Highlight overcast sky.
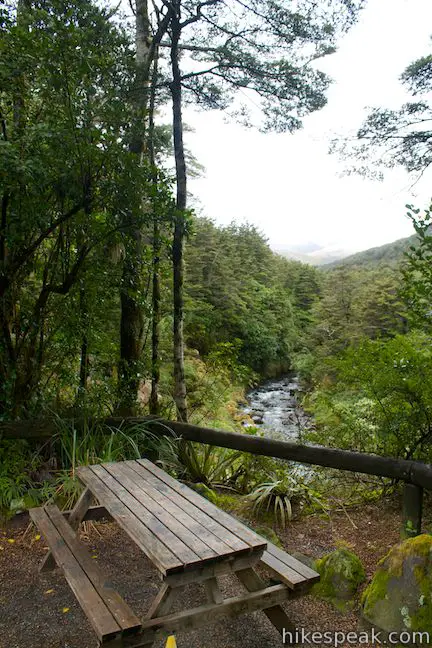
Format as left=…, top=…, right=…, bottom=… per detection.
left=184, top=0, right=432, bottom=254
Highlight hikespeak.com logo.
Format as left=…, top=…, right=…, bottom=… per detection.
left=282, top=628, right=431, bottom=646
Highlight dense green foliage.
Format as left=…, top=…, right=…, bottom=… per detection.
left=311, top=39, right=432, bottom=466
left=0, top=0, right=354, bottom=423
left=0, top=0, right=326, bottom=514
left=4, top=0, right=432, bottom=530
left=302, top=202, right=432, bottom=465
left=184, top=218, right=320, bottom=376
left=0, top=0, right=149, bottom=417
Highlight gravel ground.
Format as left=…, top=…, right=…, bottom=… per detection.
left=1, top=496, right=428, bottom=648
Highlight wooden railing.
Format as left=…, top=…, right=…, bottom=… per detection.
left=1, top=416, right=429, bottom=537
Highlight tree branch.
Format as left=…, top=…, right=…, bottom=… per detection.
left=179, top=0, right=223, bottom=28
left=2, top=202, right=85, bottom=295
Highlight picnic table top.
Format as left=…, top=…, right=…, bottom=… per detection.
left=77, top=459, right=267, bottom=577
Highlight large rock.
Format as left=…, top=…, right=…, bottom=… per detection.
left=362, top=534, right=432, bottom=633
left=313, top=548, right=366, bottom=611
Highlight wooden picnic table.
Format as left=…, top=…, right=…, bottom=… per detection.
left=30, top=458, right=319, bottom=647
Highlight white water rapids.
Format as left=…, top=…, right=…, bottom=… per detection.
left=241, top=375, right=313, bottom=441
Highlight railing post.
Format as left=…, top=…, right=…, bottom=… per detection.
left=401, top=483, right=423, bottom=539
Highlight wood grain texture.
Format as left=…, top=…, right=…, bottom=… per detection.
left=264, top=542, right=320, bottom=582
left=124, top=460, right=236, bottom=556
left=30, top=507, right=122, bottom=642
left=140, top=584, right=291, bottom=636
left=77, top=465, right=183, bottom=575
left=164, top=554, right=259, bottom=587
left=91, top=464, right=201, bottom=566
left=128, top=460, right=247, bottom=553
left=45, top=505, right=141, bottom=634
left=40, top=487, right=94, bottom=573
left=104, top=462, right=218, bottom=561
left=260, top=552, right=307, bottom=590
left=137, top=459, right=266, bottom=551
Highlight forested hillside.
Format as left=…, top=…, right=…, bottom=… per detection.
left=325, top=232, right=419, bottom=268
left=300, top=202, right=432, bottom=465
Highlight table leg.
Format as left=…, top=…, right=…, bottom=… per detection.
left=136, top=582, right=180, bottom=648
left=204, top=577, right=223, bottom=604
left=236, top=567, right=296, bottom=639
left=40, top=487, right=93, bottom=572
left=146, top=582, right=179, bottom=619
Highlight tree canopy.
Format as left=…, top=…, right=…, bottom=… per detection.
left=332, top=38, right=432, bottom=181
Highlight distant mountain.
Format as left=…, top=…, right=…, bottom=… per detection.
left=273, top=242, right=353, bottom=266
left=324, top=233, right=420, bottom=269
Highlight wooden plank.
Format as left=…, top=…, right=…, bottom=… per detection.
left=140, top=584, right=290, bottom=636
left=92, top=464, right=202, bottom=568
left=128, top=461, right=247, bottom=554
left=104, top=462, right=218, bottom=561
left=137, top=459, right=266, bottom=551
left=259, top=551, right=306, bottom=590
left=236, top=567, right=295, bottom=636
left=30, top=507, right=121, bottom=642
left=145, top=583, right=178, bottom=619
left=265, top=543, right=320, bottom=582
left=68, top=487, right=94, bottom=529
left=164, top=554, right=259, bottom=587
left=40, top=487, right=94, bottom=573
left=6, top=417, right=432, bottom=494
left=402, top=483, right=423, bottom=538
left=46, top=505, right=141, bottom=635
left=77, top=466, right=182, bottom=576
left=65, top=505, right=112, bottom=523
left=123, top=461, right=236, bottom=557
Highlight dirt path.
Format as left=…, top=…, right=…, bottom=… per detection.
left=0, top=496, right=427, bottom=648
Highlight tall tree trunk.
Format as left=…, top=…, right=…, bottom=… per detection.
left=0, top=118, right=12, bottom=417
left=77, top=282, right=89, bottom=403
left=170, top=4, right=188, bottom=422
left=118, top=230, right=145, bottom=414
left=117, top=0, right=151, bottom=415
left=1, top=0, right=30, bottom=417
left=149, top=53, right=161, bottom=416
left=149, top=215, right=161, bottom=415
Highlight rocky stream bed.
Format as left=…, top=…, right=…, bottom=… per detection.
left=241, top=374, right=313, bottom=441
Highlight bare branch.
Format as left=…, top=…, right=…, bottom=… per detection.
left=180, top=0, right=223, bottom=28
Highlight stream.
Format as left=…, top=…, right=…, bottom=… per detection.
left=241, top=374, right=313, bottom=442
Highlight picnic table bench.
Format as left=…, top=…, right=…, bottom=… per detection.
left=30, top=458, right=319, bottom=646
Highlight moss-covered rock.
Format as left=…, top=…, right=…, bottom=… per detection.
left=313, top=548, right=366, bottom=612
left=190, top=482, right=219, bottom=505
left=254, top=526, right=282, bottom=548
left=361, top=534, right=432, bottom=634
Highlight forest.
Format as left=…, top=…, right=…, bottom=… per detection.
left=1, top=0, right=432, bottom=517
left=3, top=0, right=432, bottom=643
